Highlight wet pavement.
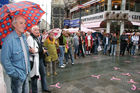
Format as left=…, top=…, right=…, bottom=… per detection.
left=2, top=52, right=140, bottom=93
left=47, top=54, right=140, bottom=93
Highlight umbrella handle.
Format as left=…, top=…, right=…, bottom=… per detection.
left=8, top=14, right=12, bottom=19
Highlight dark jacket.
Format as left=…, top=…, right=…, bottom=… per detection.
left=111, top=36, right=117, bottom=44
left=59, top=34, right=66, bottom=45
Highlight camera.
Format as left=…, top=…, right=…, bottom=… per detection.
left=43, top=47, right=49, bottom=56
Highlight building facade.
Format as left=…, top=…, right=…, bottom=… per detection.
left=51, top=0, right=65, bottom=29
left=68, top=0, right=140, bottom=35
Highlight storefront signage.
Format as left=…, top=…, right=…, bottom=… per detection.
left=64, top=19, right=70, bottom=26
left=129, top=12, right=140, bottom=22
left=70, top=19, right=80, bottom=27
left=81, top=12, right=104, bottom=23
left=132, top=15, right=140, bottom=21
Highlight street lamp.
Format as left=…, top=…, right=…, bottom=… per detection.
left=78, top=0, right=82, bottom=31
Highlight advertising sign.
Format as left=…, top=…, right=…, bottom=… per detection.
left=70, top=19, right=80, bottom=27
left=64, top=19, right=70, bottom=26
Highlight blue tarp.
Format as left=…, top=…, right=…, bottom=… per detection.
left=0, top=0, right=9, bottom=7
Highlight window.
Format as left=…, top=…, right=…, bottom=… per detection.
left=112, top=0, right=121, bottom=10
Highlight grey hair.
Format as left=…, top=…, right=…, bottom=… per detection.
left=11, top=15, right=24, bottom=27
left=31, top=25, right=39, bottom=31
left=11, top=17, right=17, bottom=26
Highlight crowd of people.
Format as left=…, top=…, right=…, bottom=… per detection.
left=1, top=15, right=140, bottom=93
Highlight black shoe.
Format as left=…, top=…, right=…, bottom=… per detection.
left=43, top=90, right=51, bottom=93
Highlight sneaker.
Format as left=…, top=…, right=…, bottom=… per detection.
left=47, top=72, right=50, bottom=76
left=71, top=63, right=74, bottom=65
left=53, top=72, right=57, bottom=76
left=63, top=64, right=66, bottom=67
left=43, top=90, right=51, bottom=93
left=60, top=65, right=65, bottom=68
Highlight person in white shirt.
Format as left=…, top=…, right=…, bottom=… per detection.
left=131, top=33, right=139, bottom=55
left=27, top=25, right=40, bottom=93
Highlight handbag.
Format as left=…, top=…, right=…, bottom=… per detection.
left=97, top=45, right=102, bottom=51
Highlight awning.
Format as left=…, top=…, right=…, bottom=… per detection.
left=82, top=21, right=102, bottom=28
left=132, top=22, right=140, bottom=26
left=63, top=27, right=96, bottom=33
left=70, top=0, right=101, bottom=13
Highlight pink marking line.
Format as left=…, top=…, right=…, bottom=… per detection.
left=137, top=72, right=140, bottom=74
left=91, top=75, right=101, bottom=79
left=110, top=76, right=121, bottom=81
left=133, top=56, right=138, bottom=58
left=114, top=67, right=120, bottom=70
left=50, top=82, right=61, bottom=89
left=131, top=84, right=137, bottom=91
left=121, top=73, right=131, bottom=76
left=124, top=61, right=131, bottom=63
left=128, top=79, right=138, bottom=84
left=93, top=56, right=98, bottom=59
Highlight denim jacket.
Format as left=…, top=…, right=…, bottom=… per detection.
left=1, top=31, right=30, bottom=82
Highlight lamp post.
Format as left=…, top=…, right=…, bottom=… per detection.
left=79, top=0, right=82, bottom=31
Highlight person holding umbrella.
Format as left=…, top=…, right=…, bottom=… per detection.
left=0, top=1, right=46, bottom=93
left=1, top=15, right=30, bottom=93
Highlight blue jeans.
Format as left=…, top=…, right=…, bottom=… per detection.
left=103, top=44, right=108, bottom=54
left=65, top=47, right=74, bottom=64
left=59, top=46, right=65, bottom=66
left=74, top=45, right=79, bottom=54
left=31, top=76, right=38, bottom=93
left=110, top=44, right=117, bottom=56
left=11, top=76, right=29, bottom=93
left=39, top=58, right=48, bottom=91
left=131, top=45, right=136, bottom=55
left=94, top=45, right=98, bottom=54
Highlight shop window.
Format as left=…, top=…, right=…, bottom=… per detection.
left=126, top=0, right=135, bottom=11
left=112, top=0, right=121, bottom=10
left=125, top=2, right=129, bottom=10
left=135, top=3, right=140, bottom=12
left=96, top=4, right=100, bottom=13
left=112, top=4, right=121, bottom=10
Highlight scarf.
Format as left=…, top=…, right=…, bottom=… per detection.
left=47, top=37, right=55, bottom=45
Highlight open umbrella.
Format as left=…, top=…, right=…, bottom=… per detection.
left=63, top=28, right=79, bottom=33
left=48, top=28, right=62, bottom=39
left=0, top=1, right=45, bottom=44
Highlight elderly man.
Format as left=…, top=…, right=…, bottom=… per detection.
left=1, top=15, right=30, bottom=93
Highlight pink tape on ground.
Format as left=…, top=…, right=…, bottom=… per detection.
left=91, top=75, right=101, bottom=79
left=50, top=82, right=61, bottom=89
left=114, top=67, right=120, bottom=70
left=128, top=79, right=138, bottom=84
left=110, top=76, right=121, bottom=81
left=121, top=73, right=131, bottom=76
left=131, top=84, right=137, bottom=91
